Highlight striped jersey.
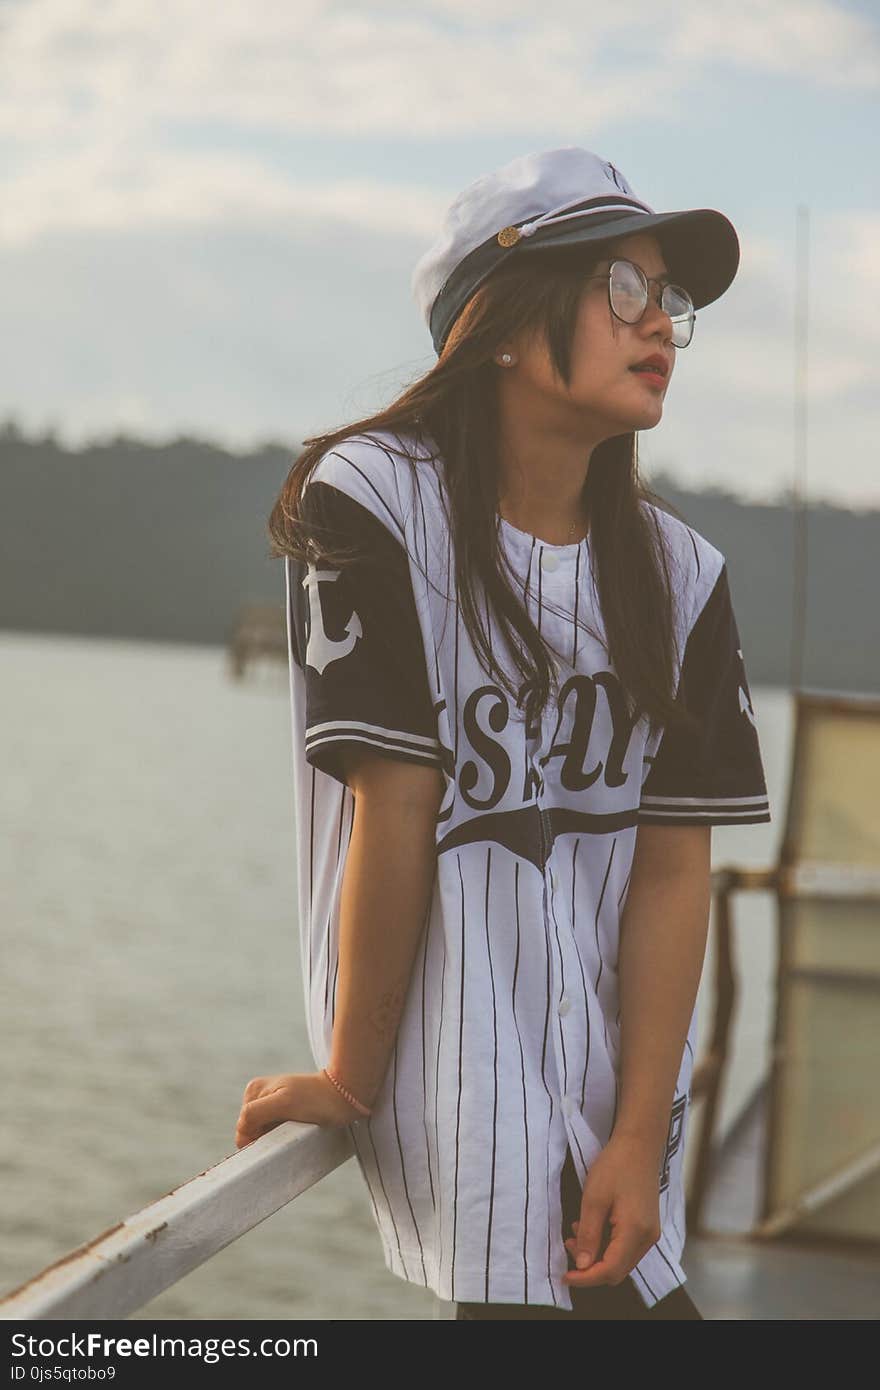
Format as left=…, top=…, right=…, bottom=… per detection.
left=283, top=427, right=771, bottom=1311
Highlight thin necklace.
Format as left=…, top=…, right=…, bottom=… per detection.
left=500, top=502, right=588, bottom=543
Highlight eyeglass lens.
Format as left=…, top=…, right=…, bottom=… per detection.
left=609, top=260, right=694, bottom=348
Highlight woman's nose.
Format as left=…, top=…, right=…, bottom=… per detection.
left=640, top=289, right=674, bottom=341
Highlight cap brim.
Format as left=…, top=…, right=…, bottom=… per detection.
left=513, top=208, right=740, bottom=312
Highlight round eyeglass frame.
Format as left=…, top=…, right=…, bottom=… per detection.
left=584, top=258, right=696, bottom=348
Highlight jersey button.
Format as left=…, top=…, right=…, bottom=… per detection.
left=558, top=993, right=571, bottom=1017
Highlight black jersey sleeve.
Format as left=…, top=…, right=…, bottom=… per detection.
left=286, top=480, right=444, bottom=790
left=638, top=561, right=771, bottom=826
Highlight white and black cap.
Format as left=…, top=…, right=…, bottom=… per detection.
left=411, top=146, right=740, bottom=356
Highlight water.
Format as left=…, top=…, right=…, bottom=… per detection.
left=0, top=631, right=787, bottom=1319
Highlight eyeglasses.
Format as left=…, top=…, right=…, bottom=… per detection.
left=585, top=259, right=695, bottom=348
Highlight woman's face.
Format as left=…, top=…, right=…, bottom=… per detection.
left=505, top=231, right=679, bottom=439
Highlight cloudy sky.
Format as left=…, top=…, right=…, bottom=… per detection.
left=0, top=0, right=877, bottom=507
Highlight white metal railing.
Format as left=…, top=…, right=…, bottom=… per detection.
left=0, top=1123, right=355, bottom=1320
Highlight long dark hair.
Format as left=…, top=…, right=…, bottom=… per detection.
left=268, top=243, right=700, bottom=741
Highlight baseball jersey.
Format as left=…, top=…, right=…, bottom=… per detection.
left=283, top=427, right=771, bottom=1311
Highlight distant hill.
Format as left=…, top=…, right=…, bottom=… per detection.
left=0, top=422, right=876, bottom=694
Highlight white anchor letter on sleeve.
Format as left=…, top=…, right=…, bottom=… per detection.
left=303, top=566, right=363, bottom=675
left=737, top=648, right=757, bottom=728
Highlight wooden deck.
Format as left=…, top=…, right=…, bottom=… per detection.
left=682, top=1231, right=880, bottom=1320
left=682, top=1079, right=880, bottom=1319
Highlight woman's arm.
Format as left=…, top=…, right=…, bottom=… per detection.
left=612, top=822, right=712, bottom=1163
left=328, top=747, right=445, bottom=1110
left=235, top=750, right=443, bottom=1146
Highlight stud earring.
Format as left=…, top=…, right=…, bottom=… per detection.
left=500, top=353, right=512, bottom=365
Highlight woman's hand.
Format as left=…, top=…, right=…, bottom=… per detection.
left=562, top=1132, right=662, bottom=1288
left=235, top=1071, right=361, bottom=1149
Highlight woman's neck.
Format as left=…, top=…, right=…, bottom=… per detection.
left=497, top=500, right=590, bottom=547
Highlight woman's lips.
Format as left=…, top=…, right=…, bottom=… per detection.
left=629, top=368, right=666, bottom=387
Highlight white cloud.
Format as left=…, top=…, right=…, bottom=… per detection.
left=843, top=211, right=880, bottom=286
left=2, top=0, right=875, bottom=156
left=0, top=1, right=669, bottom=149
left=0, top=144, right=449, bottom=246
left=671, top=0, right=880, bottom=85
left=727, top=221, right=880, bottom=401
left=0, top=0, right=875, bottom=248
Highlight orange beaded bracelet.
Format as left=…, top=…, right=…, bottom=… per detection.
left=322, top=1066, right=372, bottom=1118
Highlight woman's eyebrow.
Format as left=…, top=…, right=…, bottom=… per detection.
left=598, top=257, right=672, bottom=281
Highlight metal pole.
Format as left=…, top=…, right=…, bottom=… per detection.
left=789, top=204, right=810, bottom=691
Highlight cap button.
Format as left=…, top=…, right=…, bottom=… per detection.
left=497, top=226, right=521, bottom=247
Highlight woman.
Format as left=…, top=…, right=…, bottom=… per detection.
left=235, top=148, right=771, bottom=1320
